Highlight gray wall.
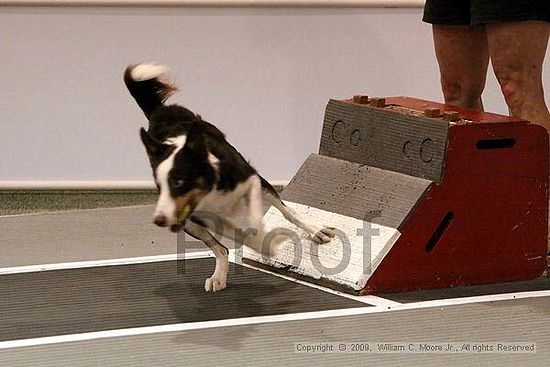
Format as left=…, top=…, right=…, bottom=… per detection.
left=1, top=5, right=549, bottom=182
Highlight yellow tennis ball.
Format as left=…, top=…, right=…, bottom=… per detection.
left=178, top=204, right=192, bottom=222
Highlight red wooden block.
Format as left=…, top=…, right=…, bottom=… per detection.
left=362, top=97, right=549, bottom=294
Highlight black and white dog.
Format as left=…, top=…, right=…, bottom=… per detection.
left=124, top=63, right=334, bottom=292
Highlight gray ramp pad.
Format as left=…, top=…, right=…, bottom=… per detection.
left=0, top=258, right=366, bottom=341
left=246, top=154, right=432, bottom=292
left=245, top=203, right=401, bottom=292
left=283, top=154, right=432, bottom=229
left=319, top=99, right=449, bottom=182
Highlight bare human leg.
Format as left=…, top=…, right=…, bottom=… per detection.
left=432, top=24, right=490, bottom=110
left=486, top=21, right=550, bottom=129
left=486, top=21, right=550, bottom=253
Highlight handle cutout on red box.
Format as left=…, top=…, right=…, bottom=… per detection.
left=425, top=211, right=454, bottom=253
left=476, top=138, right=516, bottom=150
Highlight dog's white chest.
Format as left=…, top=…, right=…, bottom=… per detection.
left=195, top=183, right=255, bottom=229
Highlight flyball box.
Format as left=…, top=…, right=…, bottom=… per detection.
left=244, top=96, right=549, bottom=295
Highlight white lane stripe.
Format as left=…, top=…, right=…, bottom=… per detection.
left=401, top=290, right=550, bottom=309
left=231, top=252, right=401, bottom=307
left=1, top=290, right=549, bottom=350
left=0, top=251, right=212, bottom=275
left=0, top=307, right=369, bottom=350
left=358, top=295, right=403, bottom=308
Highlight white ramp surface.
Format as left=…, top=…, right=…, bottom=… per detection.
left=244, top=202, right=400, bottom=291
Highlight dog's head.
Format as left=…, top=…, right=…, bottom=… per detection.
left=140, top=123, right=216, bottom=232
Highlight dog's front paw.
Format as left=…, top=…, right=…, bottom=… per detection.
left=205, top=275, right=227, bottom=292
left=310, top=225, right=336, bottom=244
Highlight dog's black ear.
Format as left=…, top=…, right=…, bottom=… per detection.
left=140, top=127, right=169, bottom=157
left=183, top=123, right=208, bottom=159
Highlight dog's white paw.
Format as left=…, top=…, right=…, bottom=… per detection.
left=204, top=275, right=227, bottom=292
left=310, top=225, right=336, bottom=244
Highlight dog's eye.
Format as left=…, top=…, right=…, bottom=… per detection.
left=172, top=179, right=184, bottom=188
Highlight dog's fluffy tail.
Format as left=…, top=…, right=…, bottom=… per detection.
left=124, top=63, right=177, bottom=118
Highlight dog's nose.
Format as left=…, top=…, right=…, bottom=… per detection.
left=153, top=215, right=168, bottom=227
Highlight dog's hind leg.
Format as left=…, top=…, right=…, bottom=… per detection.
left=260, top=178, right=335, bottom=244
left=184, top=220, right=229, bottom=292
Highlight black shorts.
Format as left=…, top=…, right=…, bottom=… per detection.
left=423, top=0, right=550, bottom=25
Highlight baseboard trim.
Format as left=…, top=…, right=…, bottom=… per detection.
left=0, top=180, right=289, bottom=191
left=0, top=1, right=424, bottom=10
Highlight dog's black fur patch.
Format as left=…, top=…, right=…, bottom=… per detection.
left=125, top=65, right=281, bottom=197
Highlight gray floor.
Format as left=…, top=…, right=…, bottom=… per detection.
left=0, top=206, right=203, bottom=268
left=1, top=207, right=549, bottom=366
left=0, top=297, right=547, bottom=367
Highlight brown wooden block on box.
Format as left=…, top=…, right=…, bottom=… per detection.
left=352, top=95, right=369, bottom=104
left=443, top=111, right=460, bottom=122
left=424, top=108, right=441, bottom=118
left=369, top=97, right=386, bottom=108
